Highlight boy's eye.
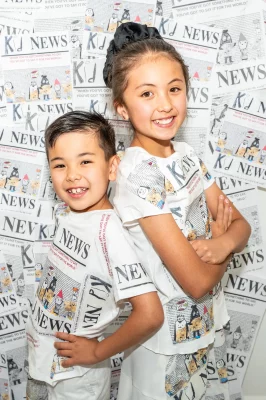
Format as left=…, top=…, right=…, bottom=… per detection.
left=81, top=160, right=92, bottom=165
left=54, top=164, right=65, bottom=169
left=141, top=91, right=153, bottom=98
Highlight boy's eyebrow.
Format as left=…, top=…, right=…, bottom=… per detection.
left=50, top=152, right=95, bottom=162
left=135, top=78, right=183, bottom=90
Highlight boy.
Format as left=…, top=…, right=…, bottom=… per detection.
left=26, top=111, right=163, bottom=400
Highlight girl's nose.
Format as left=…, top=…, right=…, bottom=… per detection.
left=157, top=93, right=173, bottom=113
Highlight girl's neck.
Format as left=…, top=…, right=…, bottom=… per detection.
left=131, top=135, right=175, bottom=158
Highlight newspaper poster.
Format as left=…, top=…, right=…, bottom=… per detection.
left=202, top=11, right=266, bottom=66
left=34, top=9, right=85, bottom=59
left=44, top=0, right=87, bottom=10
left=222, top=271, right=266, bottom=385
left=206, top=90, right=266, bottom=187
left=7, top=100, right=73, bottom=133
left=171, top=0, right=247, bottom=22
left=0, top=252, right=19, bottom=317
left=0, top=304, right=28, bottom=347
left=82, top=31, right=113, bottom=58
left=154, top=0, right=173, bottom=19
left=0, top=31, right=72, bottom=105
left=0, top=13, right=34, bottom=35
left=0, top=0, right=44, bottom=11
left=214, top=174, right=265, bottom=273
left=84, top=0, right=156, bottom=33
left=0, top=351, right=12, bottom=400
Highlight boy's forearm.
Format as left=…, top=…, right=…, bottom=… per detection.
left=93, top=307, right=163, bottom=363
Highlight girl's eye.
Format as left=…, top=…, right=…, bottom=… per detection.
left=141, top=91, right=153, bottom=98
left=170, top=87, right=180, bottom=93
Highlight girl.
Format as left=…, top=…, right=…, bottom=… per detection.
left=103, top=22, right=251, bottom=400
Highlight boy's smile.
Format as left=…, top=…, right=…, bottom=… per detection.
left=49, top=131, right=117, bottom=213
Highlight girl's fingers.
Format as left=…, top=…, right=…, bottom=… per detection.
left=223, top=198, right=230, bottom=228
left=228, top=207, right=233, bottom=228
left=216, top=195, right=224, bottom=223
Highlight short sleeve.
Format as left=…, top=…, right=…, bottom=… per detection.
left=114, top=156, right=171, bottom=226
left=198, top=158, right=215, bottom=190
left=101, top=213, right=156, bottom=303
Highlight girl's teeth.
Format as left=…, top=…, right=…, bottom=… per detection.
left=154, top=117, right=173, bottom=125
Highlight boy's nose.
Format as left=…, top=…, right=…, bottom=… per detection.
left=66, top=170, right=81, bottom=182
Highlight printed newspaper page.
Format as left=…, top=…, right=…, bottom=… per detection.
left=0, top=252, right=19, bottom=316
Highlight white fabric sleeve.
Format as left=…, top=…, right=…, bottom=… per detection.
left=104, top=214, right=156, bottom=303
left=114, top=156, right=171, bottom=226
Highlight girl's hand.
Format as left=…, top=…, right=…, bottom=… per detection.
left=211, top=194, right=232, bottom=238
left=54, top=332, right=99, bottom=367
left=190, top=195, right=233, bottom=264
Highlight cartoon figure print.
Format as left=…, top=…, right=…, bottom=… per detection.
left=219, top=30, right=236, bottom=65
left=231, top=326, right=242, bottom=349
left=7, top=357, right=22, bottom=386
left=42, top=176, right=56, bottom=200
left=53, top=79, right=61, bottom=100
left=1, top=267, right=12, bottom=292
left=64, top=287, right=79, bottom=320
left=107, top=13, right=118, bottom=33
left=216, top=131, right=227, bottom=152
left=156, top=1, right=163, bottom=16
left=121, top=8, right=131, bottom=23
left=29, top=70, right=39, bottom=101
left=21, top=174, right=29, bottom=194
left=235, top=138, right=249, bottom=158
left=202, top=305, right=211, bottom=333
left=259, top=145, right=266, bottom=164
left=185, top=354, right=198, bottom=376
left=189, top=305, right=202, bottom=339
left=31, top=169, right=41, bottom=196
left=116, top=141, right=125, bottom=160
left=199, top=160, right=212, bottom=181
left=35, top=263, right=43, bottom=282
left=0, top=169, right=8, bottom=189
left=70, top=35, right=81, bottom=59
left=7, top=167, right=20, bottom=192
left=137, top=186, right=165, bottom=209
left=53, top=290, right=64, bottom=315
left=43, top=275, right=57, bottom=310
left=194, top=347, right=208, bottom=365
left=39, top=75, right=52, bottom=101
left=165, top=178, right=175, bottom=194
left=185, top=220, right=197, bottom=241
left=85, top=8, right=94, bottom=31
left=4, top=82, right=15, bottom=103
left=246, top=137, right=260, bottom=162
left=216, top=359, right=228, bottom=383
left=238, top=33, right=248, bottom=61
left=38, top=276, right=48, bottom=301
left=16, top=273, right=25, bottom=297
left=175, top=314, right=188, bottom=343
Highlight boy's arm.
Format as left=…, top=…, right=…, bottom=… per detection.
left=191, top=183, right=251, bottom=264
left=54, top=291, right=163, bottom=368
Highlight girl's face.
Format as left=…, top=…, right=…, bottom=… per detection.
left=117, top=55, right=187, bottom=153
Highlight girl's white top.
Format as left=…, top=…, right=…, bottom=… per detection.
left=114, top=141, right=229, bottom=355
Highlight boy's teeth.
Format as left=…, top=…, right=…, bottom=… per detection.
left=154, top=117, right=173, bottom=125
left=69, top=188, right=85, bottom=194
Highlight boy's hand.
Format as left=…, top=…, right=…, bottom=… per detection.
left=190, top=195, right=232, bottom=264
left=211, top=194, right=232, bottom=238
left=54, top=332, right=99, bottom=368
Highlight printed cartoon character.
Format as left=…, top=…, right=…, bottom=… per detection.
left=137, top=186, right=150, bottom=200
left=1, top=268, right=12, bottom=292
left=194, top=347, right=208, bottom=365
left=42, top=176, right=56, bottom=200
left=185, top=221, right=197, bottom=241
left=35, top=263, right=43, bottom=282
left=235, top=139, right=248, bottom=157
left=189, top=305, right=202, bottom=339
left=39, top=75, right=52, bottom=101
left=192, top=72, right=200, bottom=81
left=7, top=357, right=22, bottom=385
left=62, top=70, right=72, bottom=100
left=43, top=276, right=57, bottom=309
left=0, top=170, right=7, bottom=189
left=165, top=178, right=175, bottom=194
left=16, top=272, right=25, bottom=296
left=53, top=79, right=61, bottom=100
left=116, top=141, right=125, bottom=160
left=246, top=137, right=260, bottom=162
left=31, top=169, right=41, bottom=196
left=259, top=145, right=266, bottom=164
left=238, top=33, right=248, bottom=61
left=175, top=314, right=188, bottom=343
left=209, top=304, right=214, bottom=322
left=7, top=167, right=20, bottom=192
left=185, top=354, right=198, bottom=376
left=156, top=1, right=163, bottom=16
left=21, top=174, right=29, bottom=194
left=224, top=320, right=231, bottom=336
left=85, top=8, right=94, bottom=31
left=146, top=188, right=165, bottom=209
left=216, top=131, right=227, bottom=152
left=7, top=263, right=15, bottom=282
left=121, top=8, right=130, bottom=22
left=39, top=276, right=48, bottom=301
left=53, top=289, right=63, bottom=315
left=231, top=326, right=242, bottom=349
left=29, top=82, right=39, bottom=101
left=216, top=359, right=228, bottom=383
left=70, top=35, right=81, bottom=59
left=205, top=66, right=212, bottom=80
left=253, top=19, right=262, bottom=58
left=219, top=30, right=236, bottom=65
left=199, top=160, right=212, bottom=181
left=107, top=13, right=118, bottom=33
left=4, top=82, right=15, bottom=103
left=64, top=287, right=79, bottom=320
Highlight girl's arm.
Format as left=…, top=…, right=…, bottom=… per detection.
left=191, top=183, right=251, bottom=264
left=54, top=291, right=163, bottom=367
left=139, top=213, right=231, bottom=299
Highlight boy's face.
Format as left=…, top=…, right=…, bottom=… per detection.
left=48, top=131, right=117, bottom=213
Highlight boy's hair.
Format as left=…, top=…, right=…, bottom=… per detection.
left=104, top=24, right=190, bottom=105
left=45, top=111, right=116, bottom=161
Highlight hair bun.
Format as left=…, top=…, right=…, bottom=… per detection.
left=103, top=22, right=162, bottom=87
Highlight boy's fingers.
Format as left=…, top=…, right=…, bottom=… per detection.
left=57, top=349, right=72, bottom=358
left=61, top=359, right=74, bottom=368
left=55, top=332, right=77, bottom=342
left=54, top=341, right=73, bottom=350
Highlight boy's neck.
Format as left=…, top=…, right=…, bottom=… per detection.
left=69, top=197, right=113, bottom=214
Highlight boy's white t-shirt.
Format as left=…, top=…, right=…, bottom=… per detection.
left=26, top=206, right=156, bottom=386
left=114, top=141, right=229, bottom=355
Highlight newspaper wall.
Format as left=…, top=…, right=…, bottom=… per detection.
left=0, top=1, right=265, bottom=400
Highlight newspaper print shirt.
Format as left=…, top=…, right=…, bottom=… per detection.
left=26, top=206, right=156, bottom=386
left=114, top=141, right=228, bottom=355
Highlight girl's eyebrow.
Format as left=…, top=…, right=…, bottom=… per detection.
left=50, top=152, right=95, bottom=162
left=135, top=78, right=183, bottom=90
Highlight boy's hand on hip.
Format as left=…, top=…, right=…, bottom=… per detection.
left=54, top=332, right=99, bottom=367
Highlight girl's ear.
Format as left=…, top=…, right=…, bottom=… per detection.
left=115, top=102, right=129, bottom=121
left=109, top=155, right=120, bottom=181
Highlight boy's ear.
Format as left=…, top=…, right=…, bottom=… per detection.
left=109, top=155, right=120, bottom=181
left=115, top=102, right=129, bottom=121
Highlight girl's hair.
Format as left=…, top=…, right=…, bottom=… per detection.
left=103, top=23, right=190, bottom=106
